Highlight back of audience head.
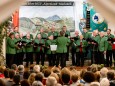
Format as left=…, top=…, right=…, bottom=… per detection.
left=94, top=71, right=100, bottom=82
left=51, top=66, right=60, bottom=74
left=107, top=70, right=115, bottom=81
left=28, top=73, right=36, bottom=85
left=9, top=69, right=15, bottom=79
left=100, top=67, right=108, bottom=78
left=43, top=68, right=51, bottom=78
left=61, top=68, right=70, bottom=84
left=90, top=82, right=100, bottom=86
left=46, top=76, right=57, bottom=86
left=33, top=65, right=40, bottom=73
left=50, top=73, right=59, bottom=83
left=0, top=79, right=5, bottom=86
left=11, top=64, right=17, bottom=71
left=71, top=73, right=78, bottom=83
left=4, top=68, right=9, bottom=78
left=32, top=81, right=43, bottom=86
left=35, top=73, right=43, bottom=82
left=83, top=71, right=95, bottom=83
left=23, top=70, right=30, bottom=79
left=13, top=74, right=20, bottom=84
left=100, top=78, right=110, bottom=86
left=80, top=69, right=87, bottom=79
left=21, top=80, right=30, bottom=86
left=18, top=65, right=24, bottom=72
left=0, top=66, right=4, bottom=74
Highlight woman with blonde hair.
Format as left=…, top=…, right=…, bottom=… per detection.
left=28, top=73, right=36, bottom=85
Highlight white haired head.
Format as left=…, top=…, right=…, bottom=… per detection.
left=100, top=78, right=110, bottom=86
left=46, top=76, right=57, bottom=86
left=33, top=65, right=40, bottom=73
left=32, top=81, right=43, bottom=86
left=18, top=65, right=24, bottom=72
left=90, top=82, right=100, bottom=86
left=100, top=67, right=108, bottom=78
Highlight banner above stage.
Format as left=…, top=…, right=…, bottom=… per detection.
left=25, top=1, right=75, bottom=6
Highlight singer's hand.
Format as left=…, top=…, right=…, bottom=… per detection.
left=104, top=51, right=106, bottom=54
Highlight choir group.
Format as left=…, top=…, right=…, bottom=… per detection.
left=6, top=26, right=115, bottom=68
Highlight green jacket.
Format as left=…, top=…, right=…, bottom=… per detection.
left=91, top=35, right=100, bottom=51
left=56, top=36, right=69, bottom=53
left=71, top=36, right=80, bottom=50
left=65, top=31, right=70, bottom=37
left=6, top=37, right=16, bottom=54
left=75, top=39, right=88, bottom=52
left=106, top=34, right=114, bottom=50
left=82, top=32, right=91, bottom=39
left=46, top=39, right=56, bottom=54
left=36, top=32, right=47, bottom=39
left=48, top=31, right=59, bottom=39
left=98, top=36, right=108, bottom=52
left=15, top=38, right=22, bottom=53
left=34, top=39, right=45, bottom=53
left=25, top=39, right=33, bottom=52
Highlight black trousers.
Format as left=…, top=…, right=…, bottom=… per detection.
left=106, top=50, right=112, bottom=67
left=98, top=51, right=105, bottom=65
left=71, top=49, right=76, bottom=66
left=76, top=52, right=84, bottom=66
left=47, top=54, right=56, bottom=66
left=91, top=51, right=99, bottom=64
left=15, top=52, right=24, bottom=65
left=6, top=54, right=15, bottom=68
left=66, top=46, right=69, bottom=61
left=112, top=49, right=115, bottom=66
left=35, top=52, right=45, bottom=65
left=56, top=53, right=66, bottom=68
left=26, top=52, right=33, bottom=67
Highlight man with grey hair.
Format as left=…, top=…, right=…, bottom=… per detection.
left=100, top=67, right=108, bottom=81
left=91, top=30, right=100, bottom=64
left=98, top=31, right=108, bottom=65
left=71, top=30, right=79, bottom=66
left=46, top=76, right=57, bottom=86
left=17, top=65, right=24, bottom=80
left=33, top=65, right=40, bottom=73
left=100, top=78, right=110, bottom=86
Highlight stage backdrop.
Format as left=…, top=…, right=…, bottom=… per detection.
left=19, top=1, right=75, bottom=36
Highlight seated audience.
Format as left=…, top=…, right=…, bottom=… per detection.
left=33, top=65, right=40, bottom=73
left=28, top=73, right=36, bottom=85
left=100, top=67, right=108, bottom=81
left=83, top=71, right=95, bottom=86
left=17, top=65, right=24, bottom=80
left=78, top=69, right=87, bottom=84
left=12, top=74, right=21, bottom=86
left=21, top=80, right=30, bottom=86
left=0, top=66, right=5, bottom=79
left=107, top=70, right=115, bottom=86
left=61, top=68, right=71, bottom=85
left=32, top=73, right=43, bottom=86
left=46, top=76, right=57, bottom=86
left=90, top=82, right=100, bottom=86
left=11, top=64, right=18, bottom=74
left=100, top=78, right=110, bottom=86
left=42, top=68, right=51, bottom=85
left=23, top=71, right=30, bottom=80
left=70, top=72, right=79, bottom=86
left=5, top=69, right=15, bottom=86
left=0, top=79, right=6, bottom=86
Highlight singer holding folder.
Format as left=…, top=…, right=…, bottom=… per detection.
left=34, top=34, right=45, bottom=65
